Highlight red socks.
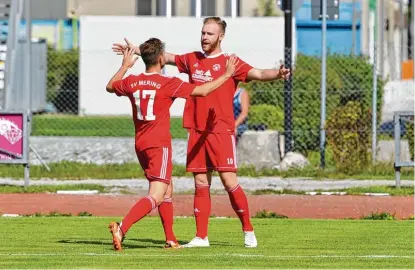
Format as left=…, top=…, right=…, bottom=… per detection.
left=194, top=185, right=211, bottom=238
left=158, top=198, right=177, bottom=243
left=227, top=184, right=254, bottom=232
left=120, top=196, right=156, bottom=235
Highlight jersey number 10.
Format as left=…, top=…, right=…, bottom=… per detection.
left=133, top=90, right=156, bottom=121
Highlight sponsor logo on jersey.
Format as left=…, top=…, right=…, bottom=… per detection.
left=192, top=69, right=213, bottom=82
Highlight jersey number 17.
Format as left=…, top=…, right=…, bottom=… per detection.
left=133, top=90, right=156, bottom=121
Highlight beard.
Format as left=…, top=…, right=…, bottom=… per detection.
left=202, top=36, right=220, bottom=53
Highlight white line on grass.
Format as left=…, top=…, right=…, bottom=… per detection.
left=0, top=253, right=412, bottom=259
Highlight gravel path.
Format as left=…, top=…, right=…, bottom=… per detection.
left=1, top=177, right=413, bottom=193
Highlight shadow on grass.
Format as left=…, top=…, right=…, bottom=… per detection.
left=57, top=239, right=150, bottom=249
left=129, top=238, right=237, bottom=247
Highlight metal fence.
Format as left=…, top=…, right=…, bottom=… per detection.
left=33, top=45, right=413, bottom=168
left=44, top=47, right=79, bottom=115
left=393, top=111, right=414, bottom=187
left=30, top=0, right=414, bottom=171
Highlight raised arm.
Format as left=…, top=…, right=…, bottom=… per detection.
left=106, top=48, right=138, bottom=93
left=190, top=56, right=238, bottom=96
left=112, top=38, right=177, bottom=66
left=246, top=64, right=291, bottom=82
left=106, top=66, right=129, bottom=93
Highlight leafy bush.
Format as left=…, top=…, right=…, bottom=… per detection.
left=361, top=212, right=396, bottom=220
left=326, top=101, right=371, bottom=174
left=254, top=210, right=288, bottom=219
left=248, top=104, right=283, bottom=130
left=78, top=211, right=93, bottom=217
left=47, top=46, right=79, bottom=114
left=242, top=54, right=385, bottom=155
left=405, top=120, right=414, bottom=161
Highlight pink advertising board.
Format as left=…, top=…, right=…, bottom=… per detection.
left=0, top=113, right=25, bottom=160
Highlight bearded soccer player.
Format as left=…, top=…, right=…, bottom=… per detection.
left=106, top=37, right=238, bottom=251
left=113, top=17, right=290, bottom=248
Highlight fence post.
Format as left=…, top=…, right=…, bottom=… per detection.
left=284, top=0, right=294, bottom=154
left=320, top=0, right=327, bottom=169
left=394, top=113, right=401, bottom=188
left=371, top=1, right=378, bottom=165
left=379, top=0, right=384, bottom=77
left=24, top=0, right=32, bottom=189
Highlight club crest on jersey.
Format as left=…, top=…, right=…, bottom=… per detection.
left=213, top=64, right=220, bottom=71
left=192, top=69, right=213, bottom=82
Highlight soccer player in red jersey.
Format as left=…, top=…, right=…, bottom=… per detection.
left=106, top=37, right=238, bottom=251
left=113, top=17, right=290, bottom=248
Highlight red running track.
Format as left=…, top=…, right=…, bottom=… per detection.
left=0, top=194, right=413, bottom=219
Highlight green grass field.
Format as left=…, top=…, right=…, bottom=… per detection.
left=0, top=217, right=413, bottom=268
left=32, top=115, right=187, bottom=138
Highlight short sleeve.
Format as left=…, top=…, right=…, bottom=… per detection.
left=112, top=75, right=132, bottom=96
left=164, top=77, right=195, bottom=99
left=174, top=53, right=192, bottom=74
left=232, top=57, right=254, bottom=82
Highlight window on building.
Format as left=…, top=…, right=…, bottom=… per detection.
left=136, top=0, right=152, bottom=15
left=156, top=0, right=176, bottom=16
left=190, top=0, right=216, bottom=16
left=136, top=0, right=176, bottom=16
left=225, top=0, right=240, bottom=17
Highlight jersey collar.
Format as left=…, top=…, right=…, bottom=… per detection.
left=202, top=52, right=224, bottom=58
left=143, top=72, right=160, bottom=75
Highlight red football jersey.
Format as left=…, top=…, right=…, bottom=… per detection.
left=175, top=52, right=253, bottom=133
left=112, top=72, right=195, bottom=151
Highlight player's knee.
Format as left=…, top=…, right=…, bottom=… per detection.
left=164, top=183, right=173, bottom=198
left=148, top=191, right=165, bottom=205
left=151, top=194, right=164, bottom=205
left=194, top=172, right=209, bottom=186
left=163, top=196, right=172, bottom=203
left=219, top=171, right=238, bottom=190
left=164, top=190, right=173, bottom=199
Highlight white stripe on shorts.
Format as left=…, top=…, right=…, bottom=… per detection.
left=231, top=135, right=237, bottom=168
left=159, top=147, right=168, bottom=179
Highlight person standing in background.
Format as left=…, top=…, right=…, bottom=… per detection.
left=233, top=87, right=250, bottom=144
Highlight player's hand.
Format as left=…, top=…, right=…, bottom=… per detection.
left=225, top=55, right=238, bottom=77
left=278, top=64, right=291, bottom=80
left=122, top=48, right=139, bottom=68
left=112, top=38, right=140, bottom=56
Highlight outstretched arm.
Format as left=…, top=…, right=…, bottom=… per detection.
left=190, top=56, right=238, bottom=96
left=168, top=56, right=238, bottom=99
left=246, top=64, right=291, bottom=82
left=164, top=52, right=177, bottom=66
left=112, top=38, right=177, bottom=66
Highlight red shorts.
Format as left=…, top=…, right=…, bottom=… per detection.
left=186, top=129, right=237, bottom=173
left=136, top=147, right=172, bottom=184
